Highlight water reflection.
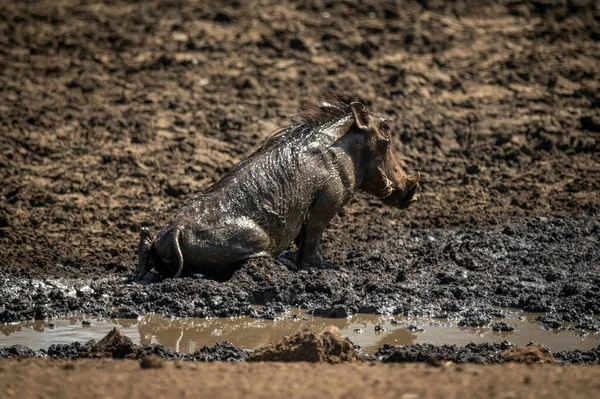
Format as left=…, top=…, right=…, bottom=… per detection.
left=134, top=312, right=413, bottom=353
left=0, top=310, right=598, bottom=355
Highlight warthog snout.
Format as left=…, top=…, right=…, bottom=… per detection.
left=381, top=172, right=420, bottom=209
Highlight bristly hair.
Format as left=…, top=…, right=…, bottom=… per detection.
left=255, top=100, right=354, bottom=153
left=296, top=100, right=352, bottom=127
left=203, top=100, right=358, bottom=196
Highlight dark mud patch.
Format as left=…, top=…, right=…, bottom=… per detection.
left=1, top=218, right=598, bottom=331
left=372, top=342, right=599, bottom=365
left=0, top=334, right=250, bottom=362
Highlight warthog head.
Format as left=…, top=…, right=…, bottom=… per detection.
left=350, top=102, right=420, bottom=209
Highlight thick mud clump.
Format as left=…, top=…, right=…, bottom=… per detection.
left=90, top=328, right=137, bottom=358
left=372, top=343, right=599, bottom=365
left=373, top=342, right=515, bottom=364
left=248, top=326, right=360, bottom=363
left=0, top=328, right=251, bottom=362
left=501, top=344, right=557, bottom=364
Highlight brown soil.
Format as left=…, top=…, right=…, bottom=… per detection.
left=248, top=325, right=360, bottom=363
left=0, top=359, right=598, bottom=399
left=1, top=0, right=598, bottom=279
left=501, top=343, right=557, bottom=365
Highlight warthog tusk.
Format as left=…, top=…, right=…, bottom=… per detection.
left=378, top=167, right=395, bottom=198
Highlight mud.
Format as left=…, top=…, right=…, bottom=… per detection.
left=248, top=326, right=361, bottom=363
left=373, top=342, right=574, bottom=365
left=1, top=326, right=599, bottom=365
left=1, top=217, right=599, bottom=329
left=0, top=328, right=251, bottom=362
left=1, top=0, right=599, bottom=355
left=2, top=311, right=598, bottom=356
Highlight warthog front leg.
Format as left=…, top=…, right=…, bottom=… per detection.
left=295, top=223, right=325, bottom=269
left=295, top=191, right=340, bottom=269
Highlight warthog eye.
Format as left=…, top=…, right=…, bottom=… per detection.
left=377, top=138, right=390, bottom=149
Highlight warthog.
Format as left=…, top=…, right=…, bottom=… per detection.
left=133, top=101, right=419, bottom=282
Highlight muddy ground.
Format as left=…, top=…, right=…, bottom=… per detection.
left=5, top=328, right=600, bottom=399
left=2, top=325, right=598, bottom=364
left=1, top=0, right=599, bottom=355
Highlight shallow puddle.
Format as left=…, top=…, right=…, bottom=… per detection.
left=0, top=310, right=597, bottom=355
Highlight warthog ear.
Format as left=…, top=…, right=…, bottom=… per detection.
left=350, top=102, right=369, bottom=130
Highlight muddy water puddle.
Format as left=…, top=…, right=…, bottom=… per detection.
left=1, top=310, right=597, bottom=355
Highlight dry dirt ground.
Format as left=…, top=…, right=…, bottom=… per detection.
left=0, top=359, right=599, bottom=399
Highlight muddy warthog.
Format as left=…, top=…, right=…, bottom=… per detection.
left=133, top=101, right=419, bottom=282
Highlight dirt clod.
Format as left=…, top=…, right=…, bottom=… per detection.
left=90, top=328, right=136, bottom=359
left=491, top=322, right=514, bottom=332
left=248, top=326, right=360, bottom=363
left=501, top=344, right=557, bottom=364
left=140, top=355, right=164, bottom=369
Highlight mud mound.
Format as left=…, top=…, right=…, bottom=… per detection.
left=90, top=328, right=137, bottom=359
left=0, top=345, right=40, bottom=359
left=248, top=326, right=360, bottom=363
left=374, top=343, right=600, bottom=365
left=501, top=344, right=557, bottom=364
left=47, top=341, right=95, bottom=359
left=554, top=347, right=600, bottom=365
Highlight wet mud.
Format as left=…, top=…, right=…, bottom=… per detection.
left=1, top=311, right=598, bottom=356
left=1, top=217, right=598, bottom=330
left=1, top=0, right=599, bottom=360
left=0, top=326, right=598, bottom=365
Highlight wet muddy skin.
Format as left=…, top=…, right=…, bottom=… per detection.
left=1, top=0, right=599, bottom=364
